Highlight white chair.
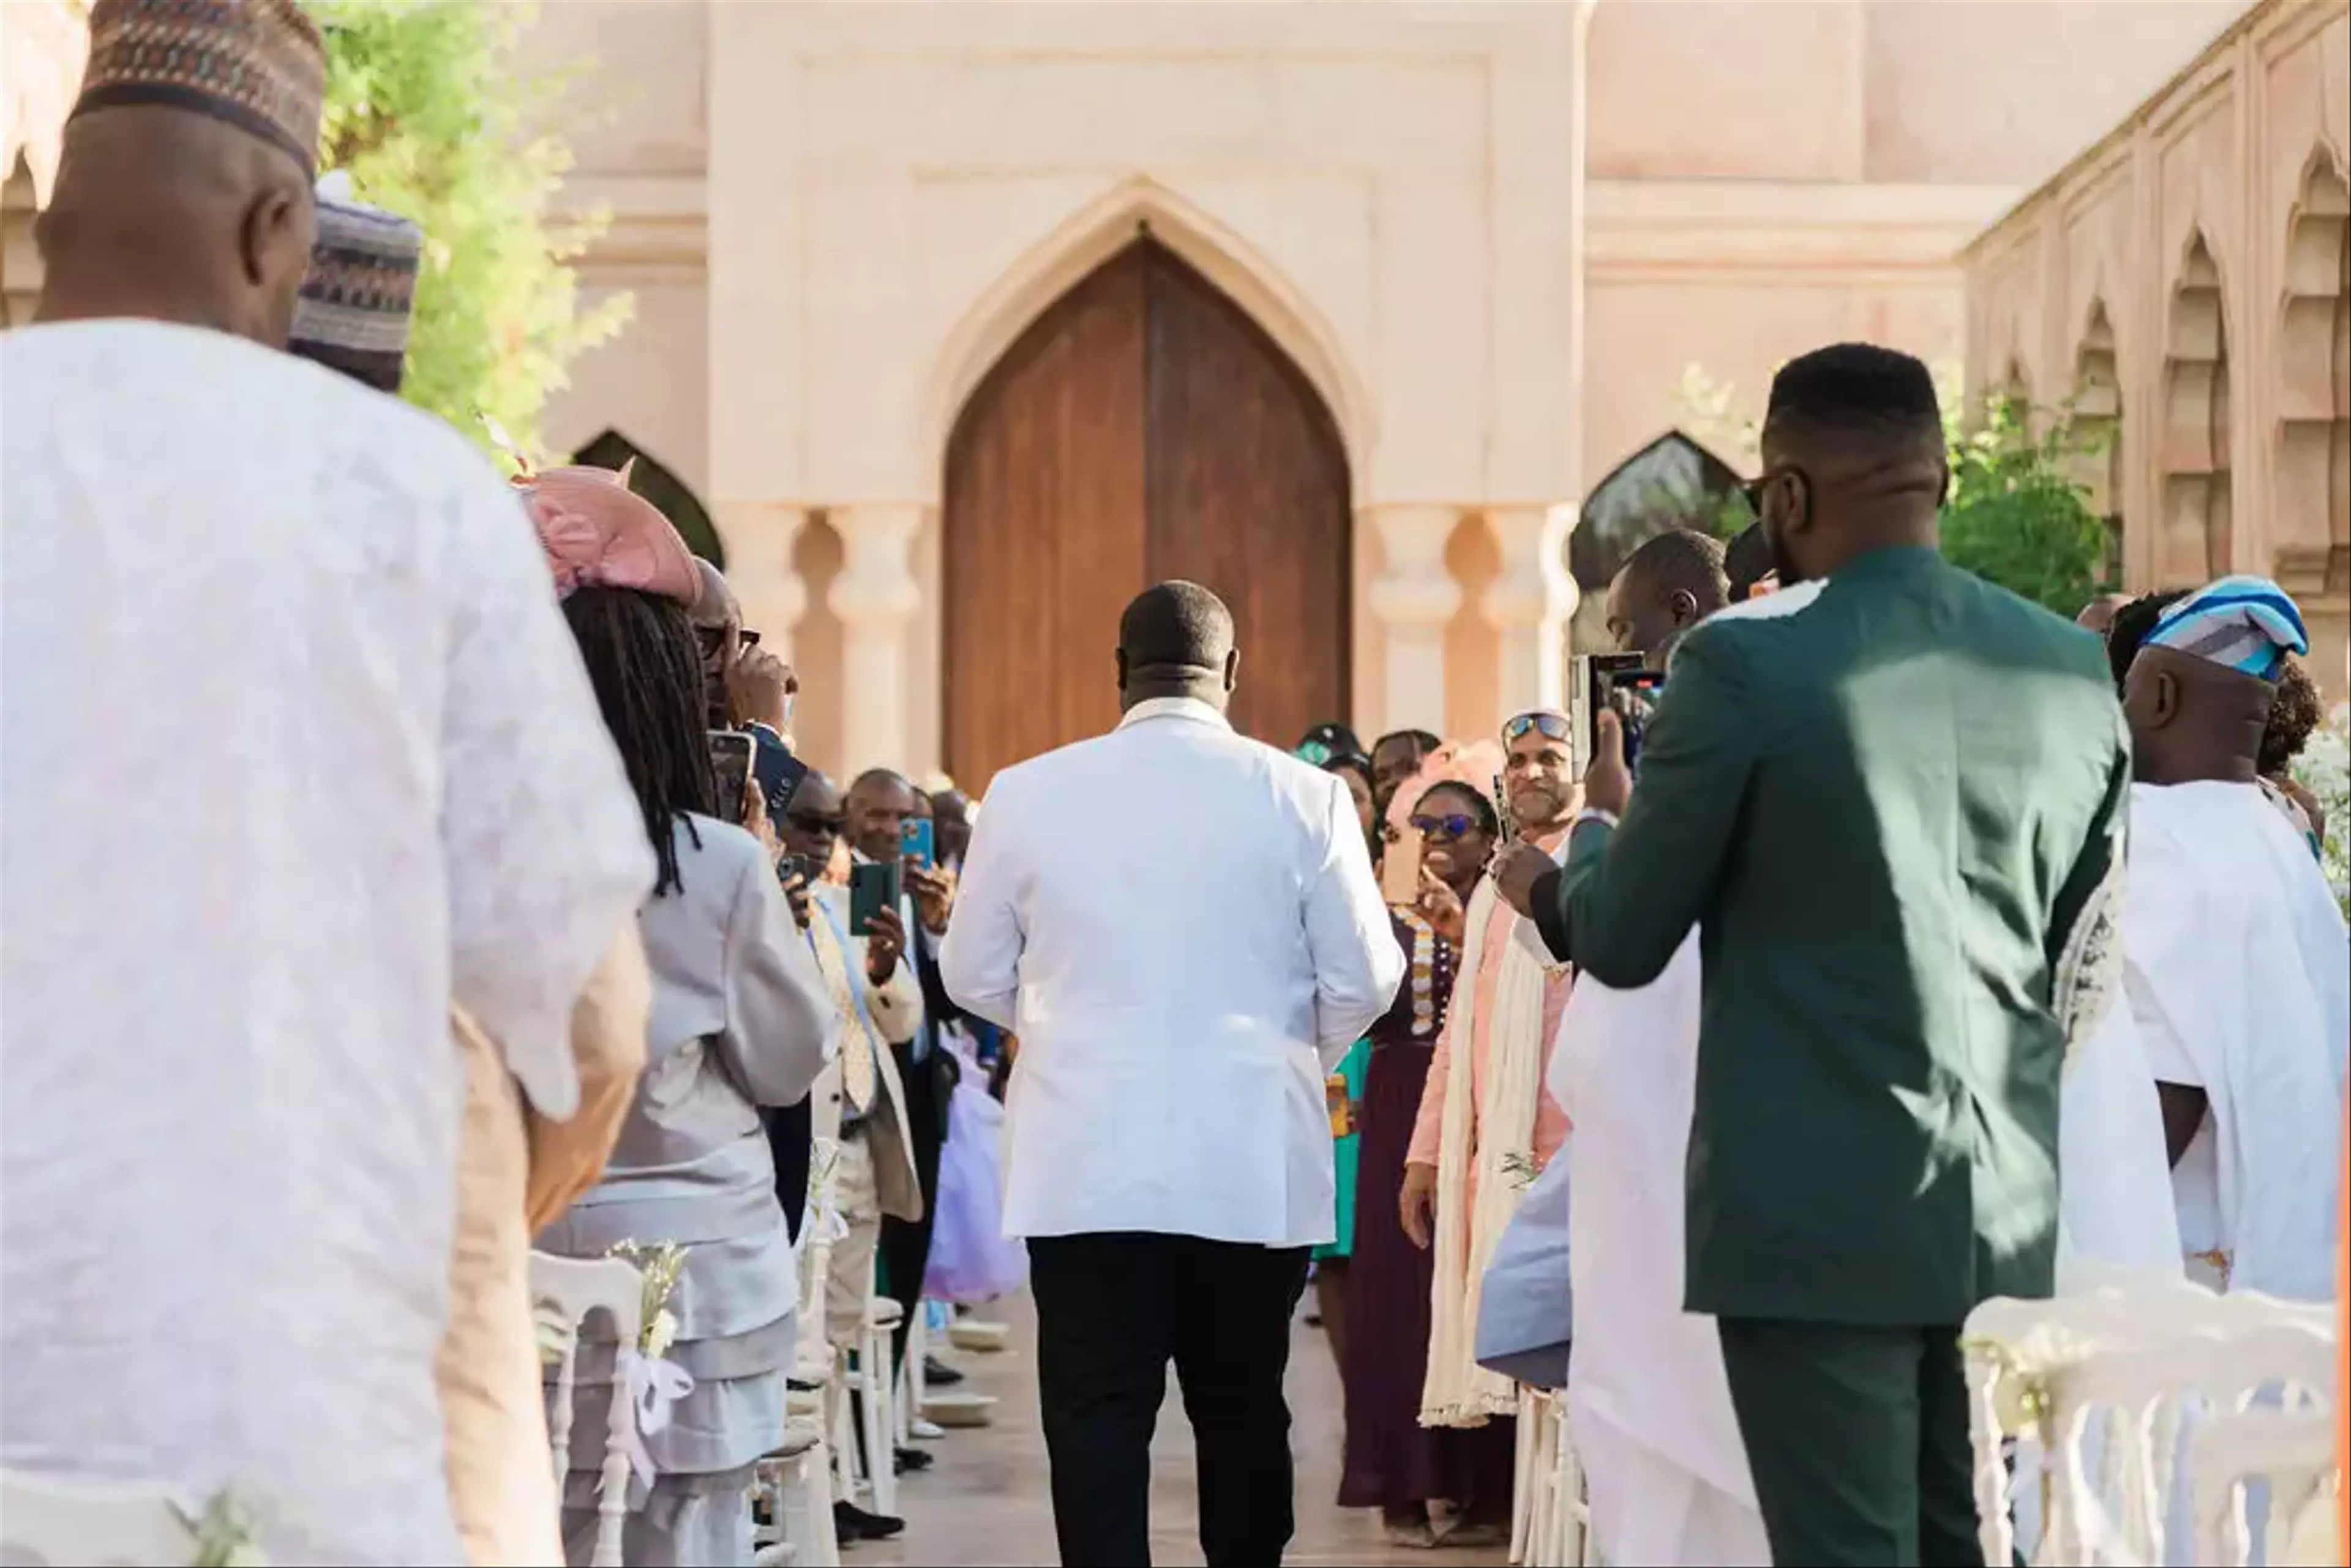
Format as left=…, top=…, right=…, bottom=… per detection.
left=758, top=1127, right=843, bottom=1568
left=855, top=1292, right=906, bottom=1518
left=1512, top=1390, right=1592, bottom=1568
left=2189, top=1408, right=2339, bottom=1567
left=531, top=1249, right=645, bottom=1568
left=0, top=1471, right=195, bottom=1566
left=1963, top=1278, right=2334, bottom=1567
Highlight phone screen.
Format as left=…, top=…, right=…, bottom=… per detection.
left=901, top=817, right=936, bottom=869
left=1605, top=670, right=1667, bottom=779
left=752, top=730, right=809, bottom=823
left=1577, top=652, right=1649, bottom=779
left=1381, top=827, right=1424, bottom=905
left=708, top=730, right=756, bottom=816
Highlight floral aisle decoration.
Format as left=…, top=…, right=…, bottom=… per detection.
left=177, top=1488, right=269, bottom=1568
left=606, top=1239, right=696, bottom=1490
left=2292, top=703, right=2350, bottom=917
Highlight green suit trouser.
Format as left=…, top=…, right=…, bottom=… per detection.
left=1716, top=1318, right=1979, bottom=1567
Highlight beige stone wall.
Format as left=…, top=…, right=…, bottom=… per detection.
left=1962, top=0, right=2350, bottom=696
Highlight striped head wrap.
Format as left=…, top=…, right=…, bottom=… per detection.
left=2144, top=574, right=2309, bottom=683
left=70, top=0, right=325, bottom=173
left=288, top=172, right=424, bottom=394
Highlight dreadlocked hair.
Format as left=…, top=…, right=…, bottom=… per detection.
left=562, top=585, right=720, bottom=896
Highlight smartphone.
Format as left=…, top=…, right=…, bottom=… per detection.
left=708, top=729, right=756, bottom=816
left=1573, top=653, right=1649, bottom=779
left=1381, top=826, right=1424, bottom=905
left=1604, top=669, right=1668, bottom=779
left=849, top=859, right=902, bottom=937
left=752, top=730, right=809, bottom=823
left=901, top=817, right=936, bottom=869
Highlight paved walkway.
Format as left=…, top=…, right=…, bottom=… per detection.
left=864, top=1291, right=1510, bottom=1567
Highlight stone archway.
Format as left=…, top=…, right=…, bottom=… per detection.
left=2274, top=155, right=2348, bottom=607
left=2160, top=234, right=2232, bottom=582
left=2071, top=301, right=2124, bottom=579
left=572, top=430, right=726, bottom=568
left=940, top=238, right=1351, bottom=794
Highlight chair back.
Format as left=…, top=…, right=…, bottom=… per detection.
left=0, top=1471, right=194, bottom=1566
left=2189, top=1408, right=2338, bottom=1567
left=530, top=1250, right=645, bottom=1568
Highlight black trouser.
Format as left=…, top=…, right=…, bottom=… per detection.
left=1028, top=1232, right=1310, bottom=1567
left=877, top=1039, right=953, bottom=1371
left=1716, top=1318, right=1976, bottom=1567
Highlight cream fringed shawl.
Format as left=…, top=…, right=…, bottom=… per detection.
left=1420, top=874, right=1554, bottom=1428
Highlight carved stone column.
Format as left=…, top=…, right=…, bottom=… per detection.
left=1483, top=503, right=1580, bottom=718
left=711, top=501, right=809, bottom=666
left=1365, top=505, right=1463, bottom=737
left=827, top=503, right=925, bottom=776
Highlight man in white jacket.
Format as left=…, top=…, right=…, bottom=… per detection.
left=941, top=580, right=1401, bottom=1568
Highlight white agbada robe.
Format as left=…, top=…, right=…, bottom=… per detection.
left=1, top=322, right=653, bottom=1563
left=1545, top=934, right=1770, bottom=1567
left=2120, top=779, right=2349, bottom=1298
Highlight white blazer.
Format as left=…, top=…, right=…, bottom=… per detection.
left=939, top=697, right=1403, bottom=1247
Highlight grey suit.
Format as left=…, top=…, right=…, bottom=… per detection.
left=538, top=813, right=836, bottom=1567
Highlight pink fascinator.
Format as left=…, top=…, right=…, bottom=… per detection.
left=517, top=462, right=700, bottom=606
left=1385, top=738, right=1506, bottom=838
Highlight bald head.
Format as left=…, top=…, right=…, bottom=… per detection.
left=38, top=106, right=315, bottom=345
left=1117, top=580, right=1238, bottom=710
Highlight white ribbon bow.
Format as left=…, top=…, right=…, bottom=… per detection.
left=611, top=1349, right=696, bottom=1490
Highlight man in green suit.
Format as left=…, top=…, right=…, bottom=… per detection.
left=1493, top=343, right=2130, bottom=1566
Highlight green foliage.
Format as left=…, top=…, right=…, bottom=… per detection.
left=1940, top=395, right=2117, bottom=615
left=316, top=1, right=628, bottom=462
left=1672, top=362, right=2120, bottom=614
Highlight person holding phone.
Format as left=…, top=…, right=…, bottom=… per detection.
left=845, top=771, right=962, bottom=1421
left=1338, top=760, right=1509, bottom=1547
left=520, top=465, right=838, bottom=1567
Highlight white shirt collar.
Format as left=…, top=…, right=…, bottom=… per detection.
left=1116, top=695, right=1234, bottom=732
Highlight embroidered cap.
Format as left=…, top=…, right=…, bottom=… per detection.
left=70, top=0, right=326, bottom=174
left=2145, top=574, right=2309, bottom=683
left=289, top=173, right=424, bottom=394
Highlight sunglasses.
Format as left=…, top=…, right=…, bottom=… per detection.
left=1502, top=711, right=1571, bottom=745
left=1409, top=812, right=1482, bottom=841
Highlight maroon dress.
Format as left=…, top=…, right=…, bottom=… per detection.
left=1337, top=911, right=1517, bottom=1511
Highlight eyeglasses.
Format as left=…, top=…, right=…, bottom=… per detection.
left=1502, top=711, right=1571, bottom=745
left=785, top=812, right=841, bottom=835
left=1409, top=813, right=1482, bottom=841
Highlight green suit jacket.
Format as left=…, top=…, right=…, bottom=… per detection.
left=1531, top=546, right=2129, bottom=1326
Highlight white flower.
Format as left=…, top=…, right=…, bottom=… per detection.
left=645, top=1306, right=679, bottom=1361
left=2292, top=703, right=2350, bottom=917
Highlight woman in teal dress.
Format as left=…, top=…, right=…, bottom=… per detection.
left=1307, top=745, right=1381, bottom=1372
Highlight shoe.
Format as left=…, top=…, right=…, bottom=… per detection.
left=893, top=1444, right=934, bottom=1474
left=834, top=1501, right=906, bottom=1542
left=1435, top=1520, right=1507, bottom=1548
left=908, top=1417, right=946, bottom=1441
left=922, top=1354, right=965, bottom=1387
left=786, top=1376, right=818, bottom=1393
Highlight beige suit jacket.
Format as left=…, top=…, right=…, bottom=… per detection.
left=440, top=929, right=650, bottom=1566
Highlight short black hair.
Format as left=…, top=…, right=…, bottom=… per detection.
left=1723, top=522, right=1774, bottom=599
left=1118, top=580, right=1234, bottom=678
left=2105, top=588, right=2191, bottom=691
left=1374, top=729, right=1441, bottom=759
left=848, top=767, right=917, bottom=800
left=1763, top=342, right=1944, bottom=460
left=2259, top=657, right=2325, bottom=777
left=1622, top=528, right=1729, bottom=608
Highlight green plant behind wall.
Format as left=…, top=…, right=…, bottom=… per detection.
left=1673, top=364, right=2119, bottom=615
left=316, top=1, right=629, bottom=463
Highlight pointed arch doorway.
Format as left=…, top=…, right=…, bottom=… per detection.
left=942, top=236, right=1352, bottom=793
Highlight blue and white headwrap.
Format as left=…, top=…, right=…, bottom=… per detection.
left=2143, top=574, right=2309, bottom=682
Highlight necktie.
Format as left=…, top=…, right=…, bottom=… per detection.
left=809, top=901, right=880, bottom=1114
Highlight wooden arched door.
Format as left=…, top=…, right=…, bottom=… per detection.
left=943, top=238, right=1351, bottom=793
